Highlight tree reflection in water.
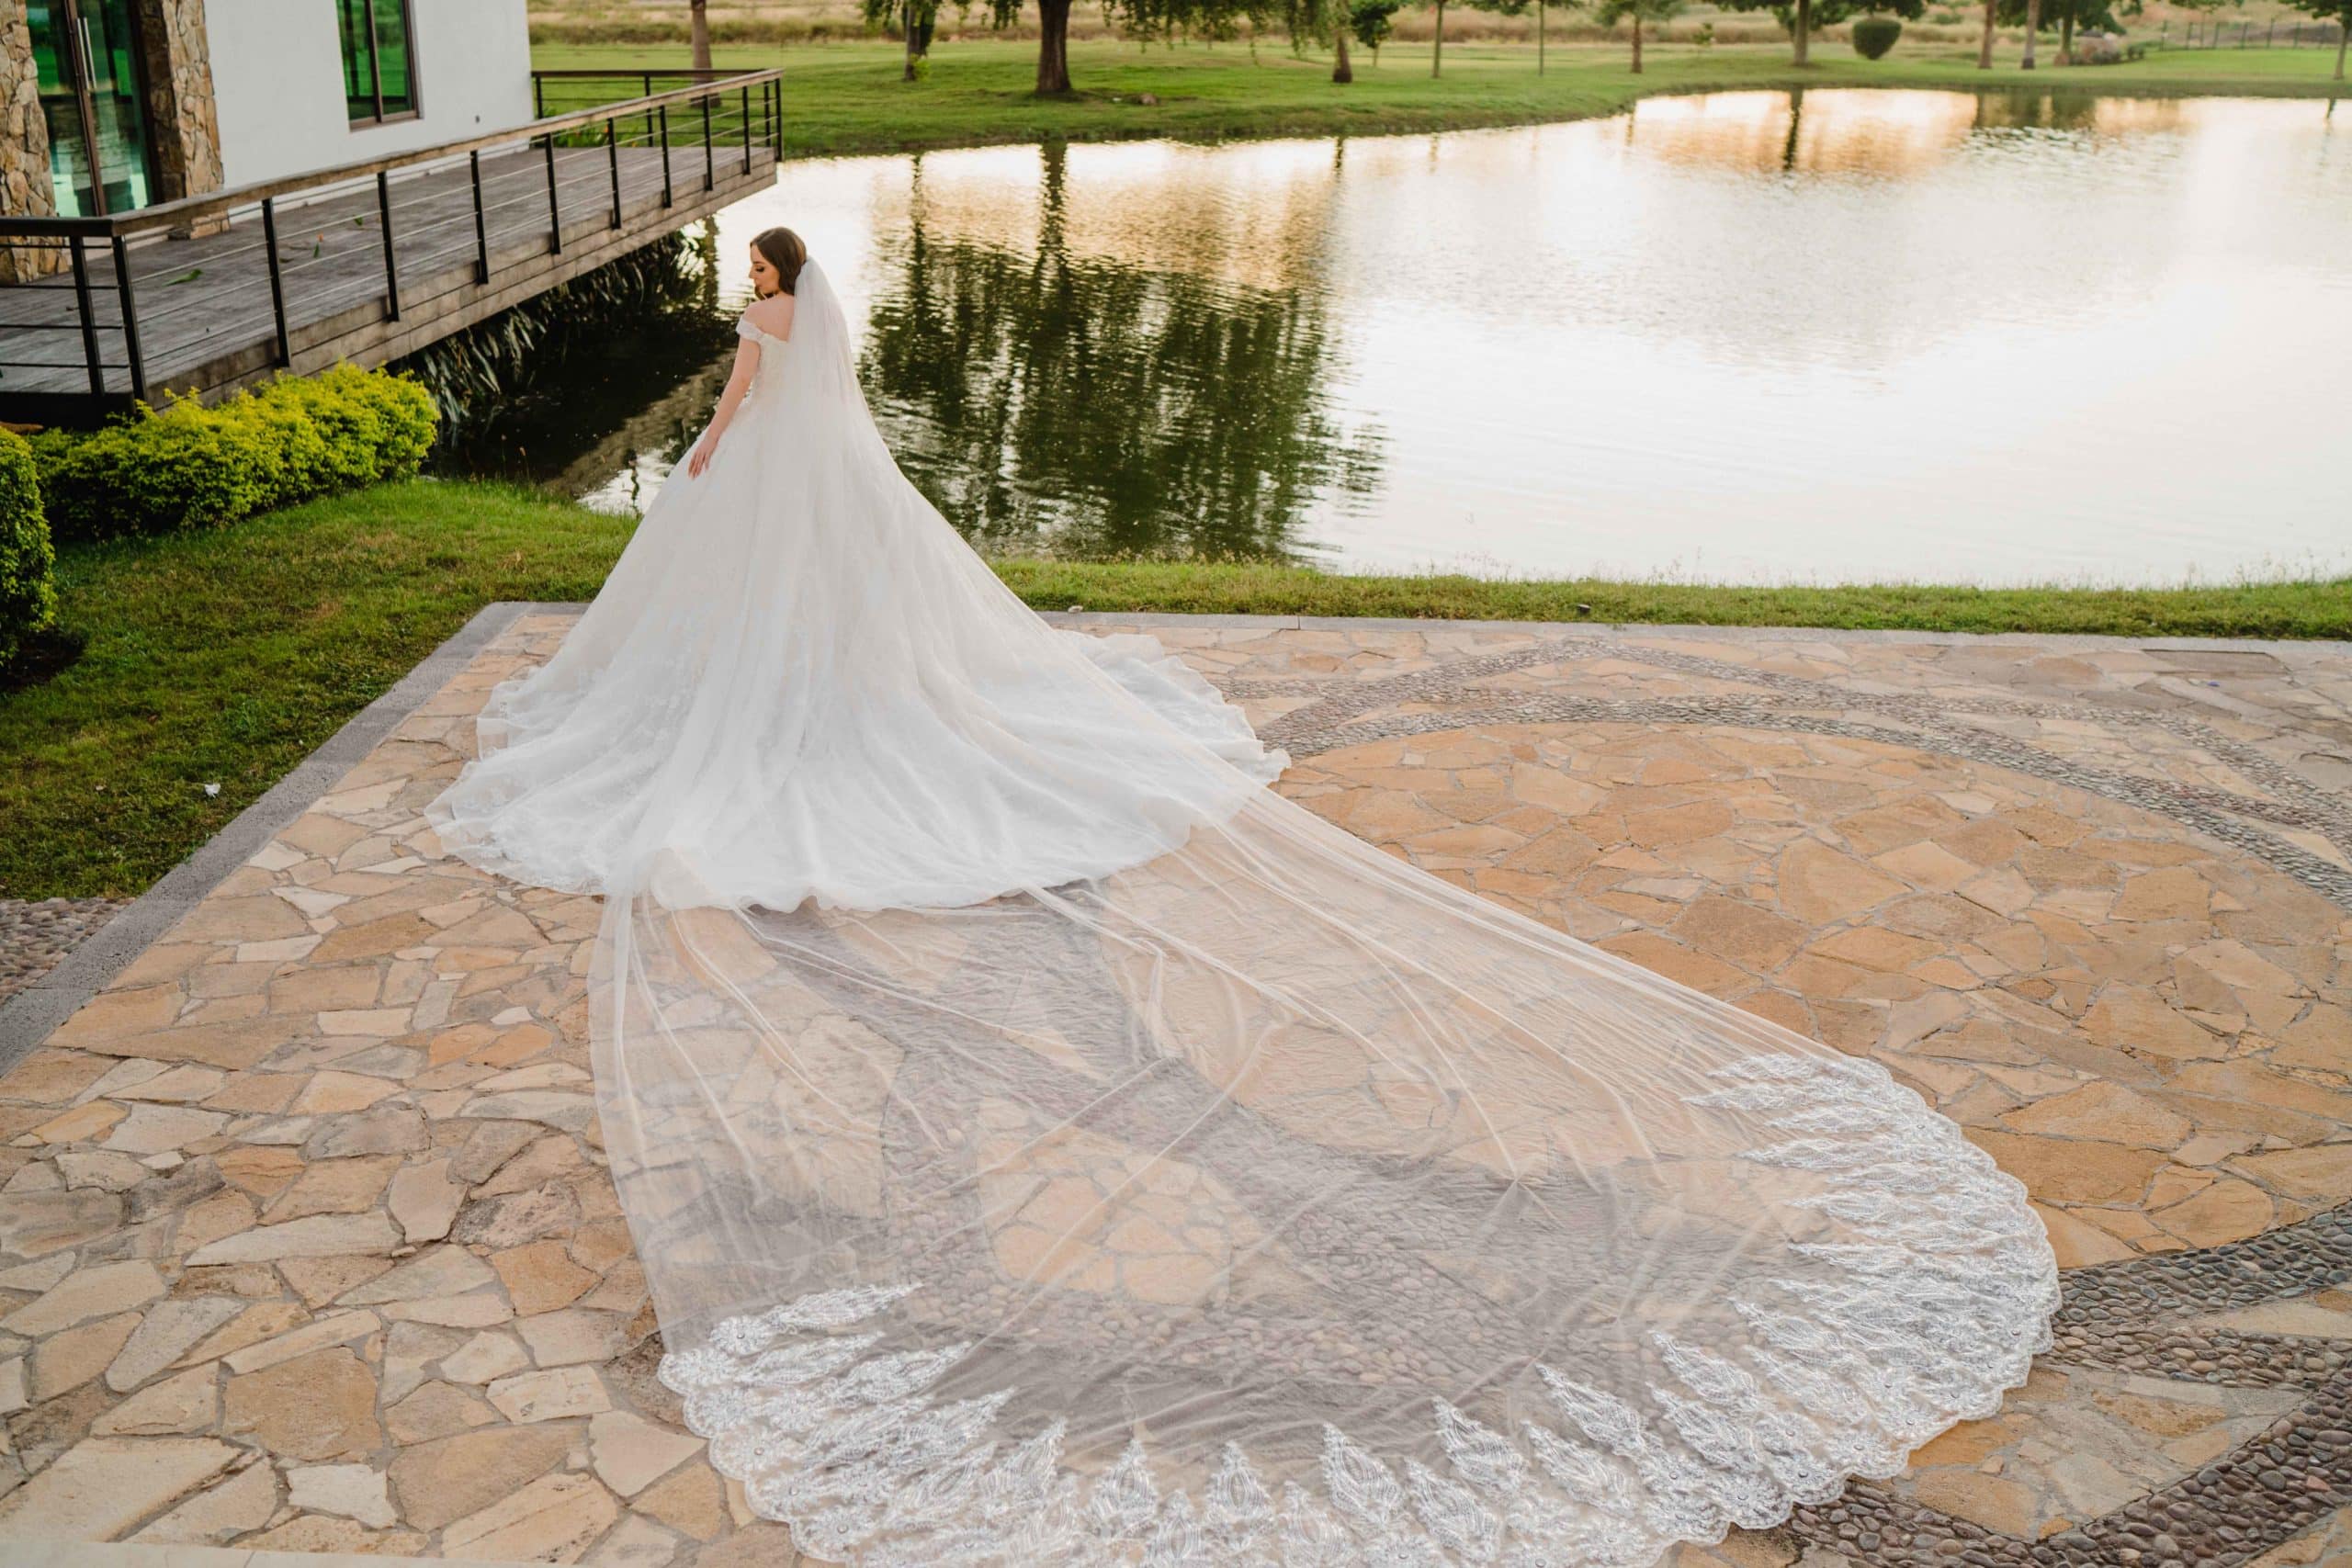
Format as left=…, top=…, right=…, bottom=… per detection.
left=860, top=147, right=1385, bottom=563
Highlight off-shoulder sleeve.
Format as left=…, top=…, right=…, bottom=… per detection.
left=735, top=313, right=763, bottom=344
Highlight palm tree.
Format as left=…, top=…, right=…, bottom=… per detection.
left=690, top=0, right=712, bottom=71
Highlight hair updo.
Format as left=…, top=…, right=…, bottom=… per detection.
left=751, top=227, right=808, bottom=296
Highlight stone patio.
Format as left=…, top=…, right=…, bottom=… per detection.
left=1, top=606, right=2348, bottom=1567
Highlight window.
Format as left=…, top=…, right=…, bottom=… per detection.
left=338, top=0, right=417, bottom=125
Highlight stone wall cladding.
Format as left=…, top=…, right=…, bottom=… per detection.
left=0, top=2, right=62, bottom=282
left=137, top=0, right=224, bottom=231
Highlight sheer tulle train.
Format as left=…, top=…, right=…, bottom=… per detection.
left=425, top=259, right=2059, bottom=1568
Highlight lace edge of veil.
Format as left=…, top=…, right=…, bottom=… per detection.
left=651, top=1052, right=2061, bottom=1568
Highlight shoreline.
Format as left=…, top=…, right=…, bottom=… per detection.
left=531, top=39, right=2351, bottom=161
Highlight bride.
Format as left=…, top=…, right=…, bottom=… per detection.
left=427, top=227, right=2059, bottom=1568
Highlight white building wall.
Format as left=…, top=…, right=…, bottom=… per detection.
left=210, top=0, right=535, bottom=190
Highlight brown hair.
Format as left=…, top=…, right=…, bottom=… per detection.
left=751, top=227, right=808, bottom=296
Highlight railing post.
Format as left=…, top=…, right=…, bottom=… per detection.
left=469, top=149, right=491, bottom=285
left=110, top=235, right=146, bottom=405
left=261, top=197, right=290, bottom=367
left=67, top=236, right=103, bottom=398
left=543, top=135, right=562, bottom=255
left=606, top=115, right=622, bottom=229
left=702, top=94, right=715, bottom=191
left=533, top=74, right=544, bottom=117
left=376, top=170, right=401, bottom=321
left=659, top=105, right=673, bottom=207
left=741, top=85, right=752, bottom=174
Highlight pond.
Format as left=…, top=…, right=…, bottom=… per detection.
left=434, top=90, right=2352, bottom=586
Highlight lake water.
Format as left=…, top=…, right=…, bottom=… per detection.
left=439, top=91, right=2352, bottom=585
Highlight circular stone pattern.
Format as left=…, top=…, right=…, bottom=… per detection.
left=1278, top=720, right=2352, bottom=1266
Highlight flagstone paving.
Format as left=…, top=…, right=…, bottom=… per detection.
left=1, top=608, right=2348, bottom=1566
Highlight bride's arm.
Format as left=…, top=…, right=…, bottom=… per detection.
left=687, top=335, right=762, bottom=479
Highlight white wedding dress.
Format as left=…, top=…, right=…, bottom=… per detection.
left=426, top=259, right=2059, bottom=1568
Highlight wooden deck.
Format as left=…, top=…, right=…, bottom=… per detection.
left=0, top=133, right=775, bottom=421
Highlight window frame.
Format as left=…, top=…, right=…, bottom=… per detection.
left=341, top=0, right=422, bottom=129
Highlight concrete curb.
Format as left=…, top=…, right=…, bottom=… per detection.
left=0, top=600, right=540, bottom=1075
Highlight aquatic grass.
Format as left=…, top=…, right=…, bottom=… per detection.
left=4, top=479, right=2342, bottom=900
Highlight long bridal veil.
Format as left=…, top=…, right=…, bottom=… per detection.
left=429, top=259, right=2059, bottom=1568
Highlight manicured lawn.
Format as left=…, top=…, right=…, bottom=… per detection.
left=0, top=483, right=631, bottom=903
left=532, top=38, right=2352, bottom=159
left=996, top=557, right=2352, bottom=638
left=6, top=478, right=2345, bottom=901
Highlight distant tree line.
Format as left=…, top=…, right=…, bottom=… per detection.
left=850, top=0, right=2347, bottom=96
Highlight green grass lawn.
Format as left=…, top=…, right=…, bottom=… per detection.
left=5, top=478, right=2346, bottom=901
left=0, top=484, right=632, bottom=904
left=533, top=37, right=2351, bottom=158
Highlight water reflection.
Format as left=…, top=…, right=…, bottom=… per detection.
left=436, top=92, right=2352, bottom=585
left=860, top=148, right=1383, bottom=559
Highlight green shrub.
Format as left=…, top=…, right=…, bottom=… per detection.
left=33, top=366, right=438, bottom=544
left=274, top=364, right=436, bottom=488
left=1852, top=15, right=1904, bottom=55
left=39, top=400, right=277, bottom=543
left=0, top=430, right=60, bottom=669
left=333, top=365, right=437, bottom=479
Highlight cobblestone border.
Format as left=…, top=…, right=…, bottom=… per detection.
left=0, top=897, right=131, bottom=1010
left=1246, top=637, right=2352, bottom=908
left=1787, top=1197, right=2352, bottom=1568
left=0, top=601, right=552, bottom=1075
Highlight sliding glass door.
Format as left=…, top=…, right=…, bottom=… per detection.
left=27, top=0, right=156, bottom=218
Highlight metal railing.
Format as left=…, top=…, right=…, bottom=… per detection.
left=2161, top=17, right=2346, bottom=48
left=531, top=66, right=773, bottom=119
left=0, top=67, right=783, bottom=416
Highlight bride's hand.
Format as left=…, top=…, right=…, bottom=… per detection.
left=687, top=436, right=718, bottom=479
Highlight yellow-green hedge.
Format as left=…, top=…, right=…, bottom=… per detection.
left=0, top=429, right=60, bottom=669
left=36, top=365, right=437, bottom=544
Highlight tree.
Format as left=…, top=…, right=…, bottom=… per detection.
left=2281, top=0, right=2351, bottom=76
left=1717, top=0, right=1916, bottom=65
left=863, top=0, right=942, bottom=80
left=1591, top=0, right=1681, bottom=71
left=1994, top=0, right=2120, bottom=63
left=690, top=0, right=712, bottom=71
left=1978, top=0, right=1997, bottom=66
left=1532, top=0, right=1582, bottom=72
left=1419, top=0, right=1516, bottom=75
left=987, top=0, right=1334, bottom=97
left=1351, top=0, right=1401, bottom=63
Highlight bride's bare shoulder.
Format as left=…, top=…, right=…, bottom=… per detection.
left=746, top=293, right=797, bottom=342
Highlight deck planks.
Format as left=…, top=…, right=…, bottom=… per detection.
left=0, top=136, right=775, bottom=417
